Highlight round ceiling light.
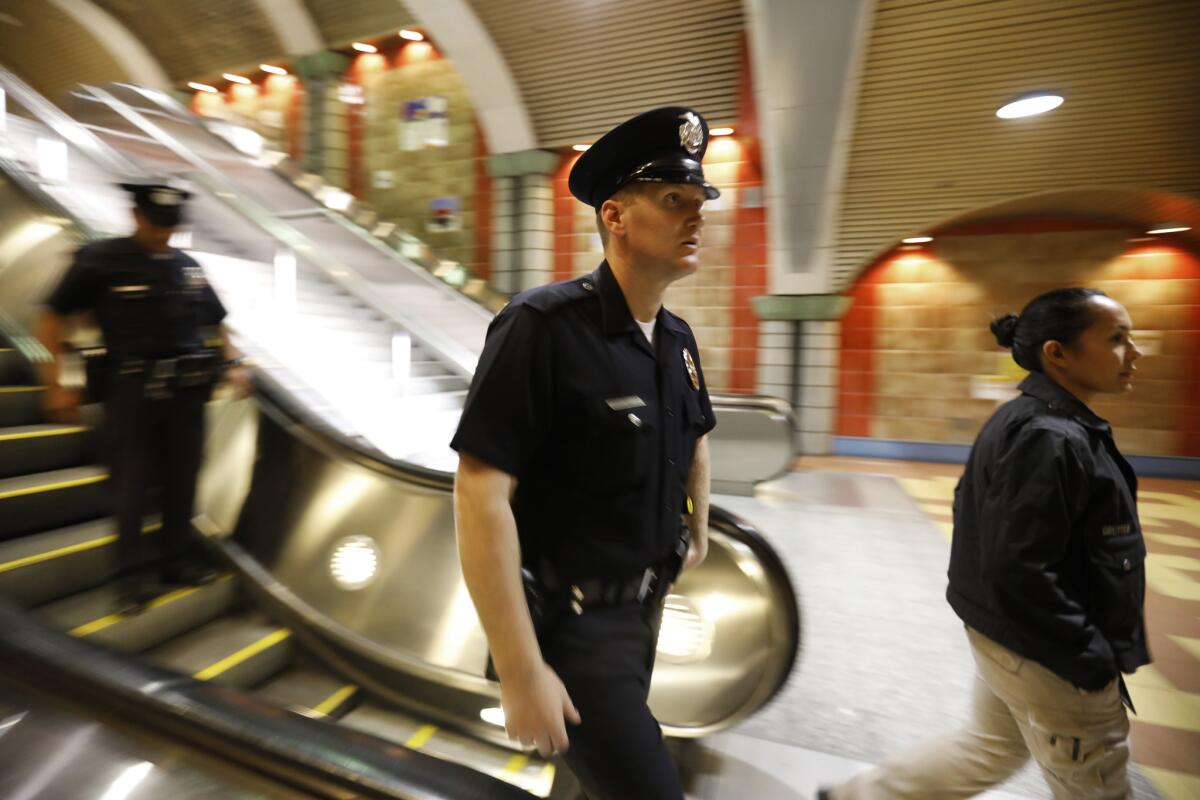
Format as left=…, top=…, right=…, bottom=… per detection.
left=996, top=93, right=1063, bottom=119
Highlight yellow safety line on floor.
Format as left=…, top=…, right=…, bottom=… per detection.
left=0, top=426, right=86, bottom=442
left=193, top=628, right=292, bottom=681
left=0, top=522, right=161, bottom=575
left=0, top=386, right=43, bottom=393
left=405, top=724, right=438, bottom=749
left=0, top=473, right=107, bottom=501
left=310, top=684, right=358, bottom=717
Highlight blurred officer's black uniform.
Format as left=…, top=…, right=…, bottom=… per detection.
left=453, top=107, right=718, bottom=799
left=40, top=182, right=227, bottom=614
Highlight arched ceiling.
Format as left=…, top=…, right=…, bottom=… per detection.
left=831, top=0, right=1200, bottom=288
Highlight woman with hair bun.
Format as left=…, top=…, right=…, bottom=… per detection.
left=823, top=288, right=1149, bottom=800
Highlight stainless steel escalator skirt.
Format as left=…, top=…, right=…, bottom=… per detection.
left=196, top=382, right=800, bottom=745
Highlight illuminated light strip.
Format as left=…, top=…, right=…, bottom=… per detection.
left=70, top=576, right=232, bottom=637
left=0, top=426, right=86, bottom=442
left=193, top=628, right=292, bottom=681
left=0, top=473, right=107, bottom=501
left=310, top=684, right=358, bottom=717
left=405, top=724, right=438, bottom=748
left=0, top=522, right=160, bottom=575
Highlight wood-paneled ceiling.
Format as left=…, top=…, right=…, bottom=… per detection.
left=832, top=0, right=1200, bottom=288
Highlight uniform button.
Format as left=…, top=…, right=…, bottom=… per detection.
left=666, top=407, right=673, bottom=417
left=668, top=458, right=675, bottom=466
left=628, top=413, right=642, bottom=427
left=582, top=281, right=594, bottom=291
left=1122, top=558, right=1132, bottom=572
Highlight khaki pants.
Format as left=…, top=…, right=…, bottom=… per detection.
left=832, top=627, right=1130, bottom=800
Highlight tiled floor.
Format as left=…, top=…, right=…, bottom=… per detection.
left=691, top=456, right=1197, bottom=800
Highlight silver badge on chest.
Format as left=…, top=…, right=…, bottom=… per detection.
left=678, top=112, right=704, bottom=155
left=183, top=265, right=207, bottom=291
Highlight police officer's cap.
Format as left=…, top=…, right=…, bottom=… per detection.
left=119, top=180, right=192, bottom=227
left=569, top=106, right=721, bottom=209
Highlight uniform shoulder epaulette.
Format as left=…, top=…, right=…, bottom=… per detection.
left=512, top=275, right=596, bottom=314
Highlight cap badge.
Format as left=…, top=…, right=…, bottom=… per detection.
left=682, top=347, right=700, bottom=390
left=151, top=188, right=182, bottom=207
left=678, top=112, right=703, bottom=155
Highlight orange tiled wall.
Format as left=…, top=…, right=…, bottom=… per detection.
left=837, top=229, right=1200, bottom=457
left=552, top=136, right=767, bottom=395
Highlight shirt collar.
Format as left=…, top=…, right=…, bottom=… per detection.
left=1019, top=371, right=1111, bottom=433
left=592, top=260, right=687, bottom=338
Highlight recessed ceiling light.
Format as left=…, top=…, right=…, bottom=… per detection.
left=996, top=92, right=1063, bottom=119
left=1147, top=224, right=1190, bottom=234
left=572, top=144, right=590, bottom=152
left=399, top=29, right=424, bottom=41
left=187, top=82, right=218, bottom=94
left=710, top=127, right=734, bottom=136
left=352, top=42, right=378, bottom=53
left=902, top=235, right=933, bottom=244
left=223, top=73, right=250, bottom=85
left=260, top=64, right=288, bottom=76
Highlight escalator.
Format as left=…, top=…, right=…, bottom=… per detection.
left=0, top=69, right=801, bottom=793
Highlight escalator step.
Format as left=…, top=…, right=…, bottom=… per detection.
left=340, top=704, right=556, bottom=796
left=36, top=574, right=237, bottom=654
left=0, top=386, right=42, bottom=428
left=148, top=614, right=292, bottom=690
left=0, top=423, right=93, bottom=479
left=0, top=349, right=35, bottom=386
left=254, top=668, right=358, bottom=720
left=0, top=516, right=160, bottom=607
left=0, top=465, right=111, bottom=542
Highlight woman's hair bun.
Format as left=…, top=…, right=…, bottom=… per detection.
left=990, top=313, right=1019, bottom=348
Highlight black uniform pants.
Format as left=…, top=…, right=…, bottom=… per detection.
left=541, top=599, right=683, bottom=800
left=106, top=372, right=211, bottom=583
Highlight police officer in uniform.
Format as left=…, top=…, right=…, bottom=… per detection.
left=36, top=182, right=248, bottom=615
left=452, top=107, right=718, bottom=799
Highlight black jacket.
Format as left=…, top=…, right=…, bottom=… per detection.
left=947, top=372, right=1151, bottom=690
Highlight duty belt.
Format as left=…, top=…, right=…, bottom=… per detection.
left=118, top=352, right=220, bottom=399
left=536, top=526, right=691, bottom=615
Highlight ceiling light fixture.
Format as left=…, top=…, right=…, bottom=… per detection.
left=187, top=82, right=218, bottom=94
left=399, top=29, right=424, bottom=41
left=1147, top=224, right=1190, bottom=234
left=572, top=144, right=590, bottom=152
left=352, top=42, right=378, bottom=53
left=223, top=73, right=251, bottom=85
left=902, top=235, right=933, bottom=244
left=260, top=64, right=288, bottom=76
left=996, top=92, right=1063, bottom=119
left=710, top=127, right=734, bottom=136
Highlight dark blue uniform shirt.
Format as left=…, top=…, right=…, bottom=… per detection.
left=451, top=261, right=716, bottom=581
left=948, top=371, right=1151, bottom=690
left=46, top=237, right=226, bottom=359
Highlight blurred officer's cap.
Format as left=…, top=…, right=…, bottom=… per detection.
left=568, top=106, right=721, bottom=209
left=119, top=180, right=192, bottom=227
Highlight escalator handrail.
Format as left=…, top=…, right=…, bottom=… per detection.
left=0, top=600, right=530, bottom=800
left=76, top=83, right=481, bottom=379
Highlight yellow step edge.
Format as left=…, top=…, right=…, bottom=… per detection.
left=0, top=473, right=108, bottom=501
left=0, top=426, right=87, bottom=442
left=0, top=521, right=161, bottom=575
left=69, top=573, right=231, bottom=638
left=0, top=386, right=43, bottom=393
left=405, top=724, right=438, bottom=749
left=504, top=754, right=529, bottom=774
left=309, top=683, right=358, bottom=717
left=193, top=628, right=292, bottom=681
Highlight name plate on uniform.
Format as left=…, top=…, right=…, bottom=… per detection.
left=605, top=395, right=645, bottom=411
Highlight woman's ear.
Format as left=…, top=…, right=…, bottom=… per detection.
left=1041, top=339, right=1067, bottom=369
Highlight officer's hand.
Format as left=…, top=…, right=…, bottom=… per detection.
left=680, top=534, right=708, bottom=574
left=500, top=662, right=581, bottom=757
left=223, top=365, right=253, bottom=399
left=41, top=384, right=82, bottom=423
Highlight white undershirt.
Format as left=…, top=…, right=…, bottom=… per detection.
left=635, top=317, right=657, bottom=346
